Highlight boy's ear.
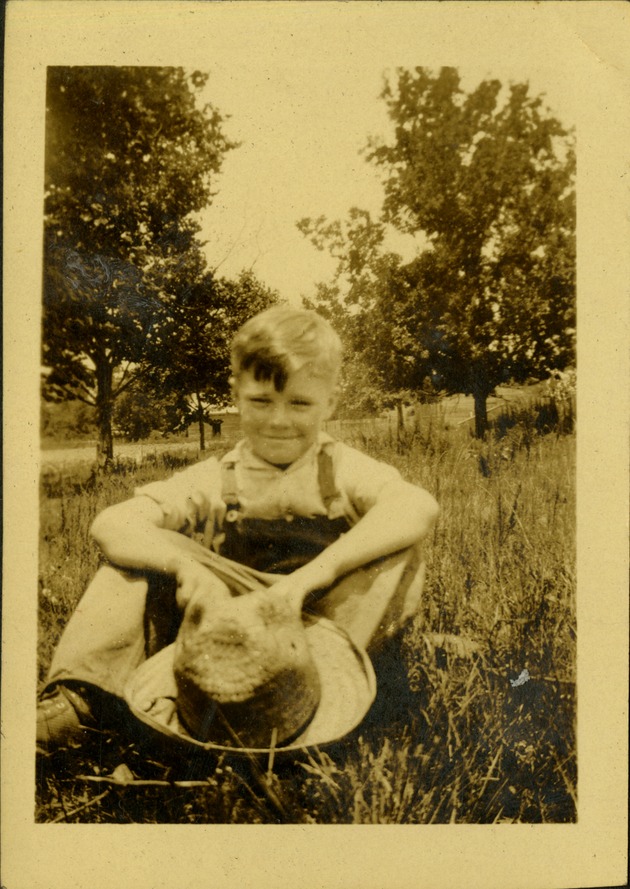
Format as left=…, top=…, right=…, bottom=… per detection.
left=229, top=375, right=239, bottom=401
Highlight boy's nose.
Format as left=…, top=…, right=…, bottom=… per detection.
left=268, top=403, right=291, bottom=426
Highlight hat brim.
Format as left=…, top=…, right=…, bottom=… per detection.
left=124, top=616, right=376, bottom=755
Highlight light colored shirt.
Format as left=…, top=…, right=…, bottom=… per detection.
left=135, top=433, right=403, bottom=542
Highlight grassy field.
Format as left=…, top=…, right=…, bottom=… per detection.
left=36, top=399, right=576, bottom=823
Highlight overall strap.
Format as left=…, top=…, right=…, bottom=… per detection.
left=221, top=462, right=240, bottom=510
left=317, top=444, right=340, bottom=511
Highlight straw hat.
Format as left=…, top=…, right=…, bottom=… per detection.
left=125, top=587, right=376, bottom=754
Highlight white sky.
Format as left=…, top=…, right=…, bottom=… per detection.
left=192, top=34, right=579, bottom=305
left=196, top=63, right=399, bottom=303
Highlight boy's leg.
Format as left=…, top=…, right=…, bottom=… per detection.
left=38, top=564, right=177, bottom=753
left=306, top=546, right=426, bottom=727
left=306, top=545, right=426, bottom=655
left=44, top=564, right=152, bottom=697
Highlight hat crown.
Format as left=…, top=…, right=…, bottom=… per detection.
left=173, top=588, right=321, bottom=747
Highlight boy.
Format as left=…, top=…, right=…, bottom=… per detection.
left=37, top=307, right=439, bottom=752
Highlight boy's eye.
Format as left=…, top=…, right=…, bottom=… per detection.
left=291, top=400, right=312, bottom=408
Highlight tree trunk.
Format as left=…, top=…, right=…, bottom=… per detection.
left=96, top=360, right=115, bottom=467
left=473, top=392, right=488, bottom=438
left=472, top=388, right=489, bottom=439
left=195, top=394, right=206, bottom=451
left=468, top=360, right=494, bottom=439
left=412, top=397, right=421, bottom=433
left=396, top=400, right=405, bottom=435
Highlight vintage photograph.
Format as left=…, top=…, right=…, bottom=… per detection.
left=35, top=60, right=577, bottom=824
left=2, top=2, right=628, bottom=888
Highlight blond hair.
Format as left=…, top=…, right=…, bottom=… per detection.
left=230, top=306, right=342, bottom=391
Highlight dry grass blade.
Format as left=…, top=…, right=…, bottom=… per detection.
left=52, top=789, right=111, bottom=822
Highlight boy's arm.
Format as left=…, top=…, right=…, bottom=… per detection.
left=90, top=497, right=229, bottom=606
left=273, top=479, right=439, bottom=604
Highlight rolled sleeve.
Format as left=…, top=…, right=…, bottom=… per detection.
left=135, top=457, right=223, bottom=533
left=334, top=443, right=405, bottom=516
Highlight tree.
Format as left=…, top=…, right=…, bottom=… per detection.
left=44, top=67, right=233, bottom=261
left=112, top=385, right=188, bottom=442
left=41, top=399, right=97, bottom=441
left=142, top=269, right=279, bottom=450
left=299, top=209, right=438, bottom=422
left=113, top=387, right=160, bottom=442
left=43, top=247, right=163, bottom=458
left=43, top=67, right=237, bottom=462
left=300, top=68, right=576, bottom=437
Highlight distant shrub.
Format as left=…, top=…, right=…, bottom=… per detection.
left=41, top=400, right=96, bottom=440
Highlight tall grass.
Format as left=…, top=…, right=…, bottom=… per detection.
left=36, top=405, right=576, bottom=823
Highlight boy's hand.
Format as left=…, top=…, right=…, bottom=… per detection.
left=266, top=560, right=338, bottom=613
left=173, top=557, right=231, bottom=610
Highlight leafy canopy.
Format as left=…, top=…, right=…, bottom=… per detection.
left=45, top=66, right=235, bottom=260
left=42, top=67, right=238, bottom=458
left=300, top=67, right=575, bottom=435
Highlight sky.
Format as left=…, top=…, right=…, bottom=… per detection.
left=190, top=25, right=579, bottom=306
left=195, top=61, right=403, bottom=303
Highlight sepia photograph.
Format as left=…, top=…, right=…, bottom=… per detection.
left=35, top=61, right=577, bottom=825
left=2, top=2, right=628, bottom=888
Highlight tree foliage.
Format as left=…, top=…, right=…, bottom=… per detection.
left=142, top=269, right=278, bottom=449
left=45, top=67, right=233, bottom=260
left=112, top=385, right=188, bottom=442
left=43, top=66, right=237, bottom=461
left=300, top=68, right=576, bottom=437
left=41, top=399, right=96, bottom=441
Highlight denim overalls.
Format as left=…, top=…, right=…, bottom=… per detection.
left=45, top=447, right=425, bottom=700
left=218, top=447, right=351, bottom=575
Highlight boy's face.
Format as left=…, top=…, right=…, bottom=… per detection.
left=233, top=366, right=338, bottom=466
